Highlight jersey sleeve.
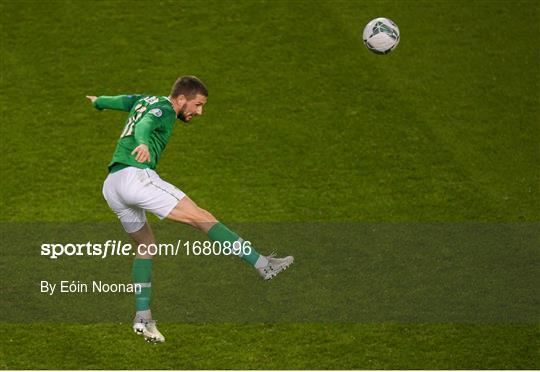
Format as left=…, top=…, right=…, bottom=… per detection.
left=93, top=95, right=143, bottom=112
left=133, top=111, right=162, bottom=146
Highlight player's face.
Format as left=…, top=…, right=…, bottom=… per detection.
left=178, top=94, right=207, bottom=122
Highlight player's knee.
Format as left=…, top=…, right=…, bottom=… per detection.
left=194, top=207, right=217, bottom=223
left=182, top=199, right=215, bottom=222
left=168, top=198, right=217, bottom=228
left=182, top=206, right=217, bottom=233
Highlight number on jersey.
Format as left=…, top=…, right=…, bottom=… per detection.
left=119, top=100, right=154, bottom=138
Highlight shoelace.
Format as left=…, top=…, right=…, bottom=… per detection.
left=134, top=317, right=156, bottom=326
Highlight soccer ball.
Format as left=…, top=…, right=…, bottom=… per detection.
left=363, top=17, right=400, bottom=54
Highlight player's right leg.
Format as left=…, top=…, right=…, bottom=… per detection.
left=165, top=196, right=294, bottom=280
left=125, top=168, right=294, bottom=279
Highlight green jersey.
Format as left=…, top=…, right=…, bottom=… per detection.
left=93, top=95, right=177, bottom=171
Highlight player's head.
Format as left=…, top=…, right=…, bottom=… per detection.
left=170, top=76, right=208, bottom=122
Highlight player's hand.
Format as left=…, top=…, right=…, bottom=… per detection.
left=131, top=144, right=151, bottom=163
left=86, top=95, right=97, bottom=103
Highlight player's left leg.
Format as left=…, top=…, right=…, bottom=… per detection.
left=136, top=168, right=293, bottom=279
left=102, top=168, right=165, bottom=342
left=129, top=222, right=155, bottom=321
left=127, top=222, right=165, bottom=343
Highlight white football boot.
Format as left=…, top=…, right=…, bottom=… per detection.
left=133, top=317, right=165, bottom=343
left=257, top=254, right=294, bottom=280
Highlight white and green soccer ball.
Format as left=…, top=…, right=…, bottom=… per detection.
left=363, top=17, right=400, bottom=54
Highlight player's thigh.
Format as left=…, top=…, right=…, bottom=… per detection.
left=103, top=172, right=147, bottom=233
left=106, top=167, right=215, bottom=232
left=134, top=169, right=187, bottom=220
left=166, top=196, right=217, bottom=232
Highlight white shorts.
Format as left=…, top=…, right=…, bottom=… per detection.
left=102, top=167, right=186, bottom=233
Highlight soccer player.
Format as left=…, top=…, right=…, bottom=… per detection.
left=87, top=76, right=293, bottom=343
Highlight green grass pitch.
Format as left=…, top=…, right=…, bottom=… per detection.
left=1, top=0, right=538, bottom=369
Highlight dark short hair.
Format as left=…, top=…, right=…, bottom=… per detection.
left=170, top=76, right=208, bottom=98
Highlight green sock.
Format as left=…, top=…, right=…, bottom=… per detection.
left=207, top=222, right=263, bottom=267
left=132, top=258, right=152, bottom=311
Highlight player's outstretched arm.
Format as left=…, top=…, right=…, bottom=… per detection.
left=86, top=94, right=142, bottom=112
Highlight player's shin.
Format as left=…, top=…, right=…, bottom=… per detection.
left=207, top=222, right=268, bottom=268
left=132, top=258, right=152, bottom=319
